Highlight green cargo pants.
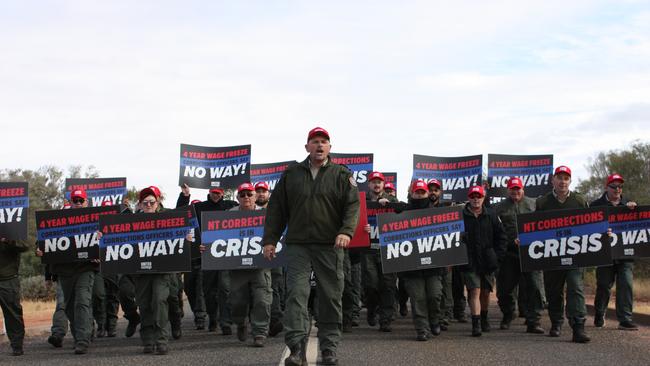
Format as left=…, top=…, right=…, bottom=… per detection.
left=361, top=251, right=396, bottom=326
left=439, top=268, right=453, bottom=322
left=0, top=277, right=25, bottom=350
left=59, top=271, right=95, bottom=346
left=595, top=262, right=634, bottom=323
left=544, top=268, right=586, bottom=326
left=92, top=272, right=107, bottom=331
left=497, top=255, right=544, bottom=324
left=51, top=281, right=68, bottom=338
left=285, top=244, right=344, bottom=353
left=270, top=266, right=285, bottom=323
left=404, top=273, right=443, bottom=333
left=134, top=274, right=174, bottom=347
left=230, top=269, right=272, bottom=337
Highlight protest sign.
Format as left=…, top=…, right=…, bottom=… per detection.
left=330, top=153, right=373, bottom=193
left=517, top=207, right=611, bottom=271
left=179, top=144, right=251, bottom=190
left=349, top=192, right=370, bottom=248
left=412, top=154, right=482, bottom=201
left=99, top=210, right=194, bottom=274
left=379, top=206, right=467, bottom=273
left=367, top=201, right=406, bottom=249
left=37, top=205, right=120, bottom=263
left=250, top=161, right=295, bottom=191
left=201, top=209, right=286, bottom=270
left=607, top=205, right=650, bottom=259
left=65, top=178, right=127, bottom=206
left=487, top=154, right=553, bottom=199
left=0, top=182, right=28, bottom=240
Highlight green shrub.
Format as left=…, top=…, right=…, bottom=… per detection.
left=20, top=275, right=55, bottom=301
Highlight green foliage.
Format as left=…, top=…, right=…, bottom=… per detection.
left=576, top=141, right=650, bottom=204
left=20, top=275, right=56, bottom=301
left=0, top=165, right=100, bottom=278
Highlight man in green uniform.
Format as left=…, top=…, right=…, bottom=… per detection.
left=536, top=166, right=590, bottom=343
left=0, top=237, right=29, bottom=356
left=592, top=173, right=638, bottom=330
left=38, top=189, right=98, bottom=354
left=228, top=183, right=273, bottom=347
left=361, top=171, right=399, bottom=332
left=494, top=177, right=545, bottom=333
left=263, top=127, right=360, bottom=366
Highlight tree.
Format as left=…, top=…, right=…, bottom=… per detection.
left=0, top=165, right=100, bottom=277
left=576, top=141, right=650, bottom=204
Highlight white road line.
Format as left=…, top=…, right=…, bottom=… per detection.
left=277, top=320, right=319, bottom=366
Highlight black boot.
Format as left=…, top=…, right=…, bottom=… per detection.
left=480, top=311, right=491, bottom=332
left=572, top=319, right=591, bottom=343
left=500, top=314, right=513, bottom=330
left=471, top=315, right=482, bottom=337
left=549, top=323, right=561, bottom=337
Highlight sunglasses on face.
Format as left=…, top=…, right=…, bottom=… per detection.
left=72, top=198, right=85, bottom=204
left=608, top=184, right=623, bottom=190
left=238, top=192, right=254, bottom=198
left=141, top=200, right=157, bottom=206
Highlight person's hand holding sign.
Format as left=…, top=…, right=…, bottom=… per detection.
left=334, top=234, right=350, bottom=248
left=263, top=244, right=276, bottom=260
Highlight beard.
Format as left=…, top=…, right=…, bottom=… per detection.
left=256, top=198, right=269, bottom=206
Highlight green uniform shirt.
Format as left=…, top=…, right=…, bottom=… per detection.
left=0, top=240, right=29, bottom=280
left=494, top=196, right=536, bottom=255
left=535, top=190, right=588, bottom=211
left=263, top=156, right=360, bottom=246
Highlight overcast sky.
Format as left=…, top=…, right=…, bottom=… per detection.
left=2, top=1, right=649, bottom=201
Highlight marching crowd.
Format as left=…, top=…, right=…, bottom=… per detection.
left=0, top=127, right=643, bottom=366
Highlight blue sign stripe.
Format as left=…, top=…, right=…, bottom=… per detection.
left=100, top=227, right=192, bottom=247
left=38, top=223, right=99, bottom=241
left=519, top=222, right=608, bottom=246
left=181, top=157, right=250, bottom=168
left=202, top=227, right=264, bottom=243
left=0, top=197, right=29, bottom=207
left=488, top=166, right=552, bottom=175
left=610, top=219, right=650, bottom=233
left=379, top=220, right=464, bottom=246
left=413, top=167, right=481, bottom=179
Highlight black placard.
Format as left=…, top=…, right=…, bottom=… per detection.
left=367, top=201, right=406, bottom=249
left=608, top=205, right=650, bottom=259
left=487, top=154, right=553, bottom=199
left=65, top=177, right=127, bottom=206
left=99, top=210, right=194, bottom=274
left=36, top=205, right=120, bottom=264
left=201, top=209, right=286, bottom=270
left=250, top=161, right=295, bottom=192
left=0, top=182, right=29, bottom=240
left=330, top=153, right=373, bottom=193
left=378, top=206, right=468, bottom=273
left=517, top=207, right=611, bottom=271
left=412, top=154, right=482, bottom=202
left=179, top=144, right=251, bottom=190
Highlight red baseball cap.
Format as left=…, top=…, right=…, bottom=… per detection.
left=139, top=186, right=161, bottom=201
left=209, top=187, right=225, bottom=194
left=254, top=181, right=270, bottom=191
left=237, top=182, right=255, bottom=193
left=71, top=189, right=87, bottom=200
left=191, top=199, right=201, bottom=205
left=607, top=174, right=624, bottom=185
left=368, top=171, right=385, bottom=182
left=63, top=203, right=71, bottom=209
left=411, top=180, right=428, bottom=193
left=101, top=200, right=113, bottom=207
left=554, top=166, right=572, bottom=177
left=307, top=127, right=330, bottom=141
left=384, top=182, right=395, bottom=191
left=507, top=177, right=523, bottom=189
left=427, top=179, right=441, bottom=188
left=467, top=185, right=485, bottom=198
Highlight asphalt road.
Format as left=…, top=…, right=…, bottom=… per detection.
left=3, top=303, right=649, bottom=366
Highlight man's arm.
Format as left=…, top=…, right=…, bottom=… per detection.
left=337, top=170, right=360, bottom=238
